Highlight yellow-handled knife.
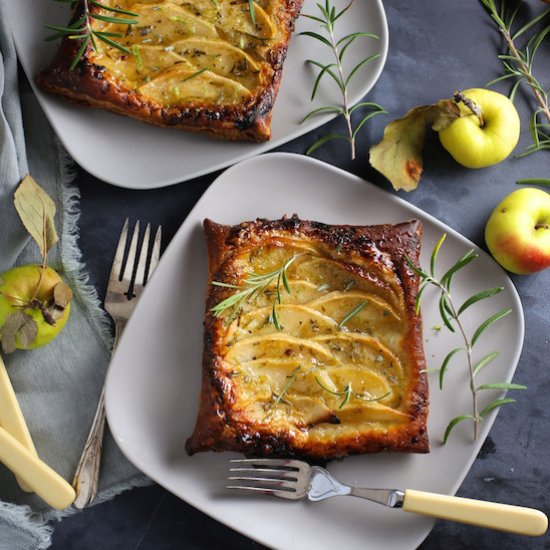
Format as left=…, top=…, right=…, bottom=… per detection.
left=0, top=354, right=37, bottom=492
left=0, top=425, right=75, bottom=509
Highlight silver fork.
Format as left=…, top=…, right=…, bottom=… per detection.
left=72, top=219, right=162, bottom=509
left=228, top=458, right=548, bottom=536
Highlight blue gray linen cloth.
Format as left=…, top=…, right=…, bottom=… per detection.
left=0, top=5, right=147, bottom=548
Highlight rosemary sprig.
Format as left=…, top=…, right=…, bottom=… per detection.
left=45, top=0, right=139, bottom=70
left=481, top=0, right=550, bottom=156
left=300, top=0, right=386, bottom=160
left=315, top=377, right=389, bottom=409
left=407, top=234, right=526, bottom=443
left=211, top=254, right=299, bottom=325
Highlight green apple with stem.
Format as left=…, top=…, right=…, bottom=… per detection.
left=0, top=265, right=71, bottom=351
left=439, top=88, right=520, bottom=168
left=485, top=187, right=550, bottom=274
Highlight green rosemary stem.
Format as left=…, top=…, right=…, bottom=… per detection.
left=326, top=23, right=355, bottom=159
left=430, top=279, right=479, bottom=440
left=500, top=27, right=550, bottom=125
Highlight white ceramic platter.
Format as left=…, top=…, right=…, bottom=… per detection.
left=6, top=1, right=387, bottom=189
left=105, top=153, right=524, bottom=549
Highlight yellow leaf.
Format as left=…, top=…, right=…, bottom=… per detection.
left=13, top=175, right=58, bottom=260
left=369, top=99, right=460, bottom=192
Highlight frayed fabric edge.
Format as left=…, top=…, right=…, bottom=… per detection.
left=0, top=474, right=151, bottom=549
left=52, top=139, right=114, bottom=352
left=0, top=502, right=53, bottom=550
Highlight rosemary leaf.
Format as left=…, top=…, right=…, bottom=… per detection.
left=439, top=347, right=463, bottom=390
left=457, top=287, right=503, bottom=316
left=440, top=249, right=478, bottom=288
left=516, top=178, right=550, bottom=185
left=338, top=300, right=368, bottom=328
left=305, top=133, right=348, bottom=156
left=477, top=382, right=527, bottom=391
left=472, top=351, right=500, bottom=377
left=479, top=397, right=516, bottom=418
left=90, top=13, right=139, bottom=25
left=90, top=0, right=139, bottom=16
left=95, top=33, right=131, bottom=54
left=182, top=67, right=209, bottom=82
left=443, top=415, right=476, bottom=444
left=430, top=234, right=446, bottom=276
left=471, top=308, right=512, bottom=347
left=70, top=36, right=91, bottom=69
left=301, top=105, right=345, bottom=123
left=351, top=107, right=386, bottom=140
left=271, top=366, right=300, bottom=407
left=248, top=0, right=256, bottom=27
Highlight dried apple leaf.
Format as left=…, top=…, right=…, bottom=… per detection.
left=369, top=99, right=460, bottom=192
left=0, top=310, right=38, bottom=353
left=17, top=314, right=38, bottom=349
left=14, top=175, right=58, bottom=261
left=53, top=282, right=73, bottom=310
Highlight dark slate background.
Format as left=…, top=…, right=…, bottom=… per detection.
left=49, top=1, right=550, bottom=548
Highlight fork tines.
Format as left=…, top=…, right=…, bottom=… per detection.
left=110, top=218, right=162, bottom=296
left=227, top=458, right=310, bottom=500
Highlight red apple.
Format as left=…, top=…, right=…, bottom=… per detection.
left=485, top=188, right=550, bottom=274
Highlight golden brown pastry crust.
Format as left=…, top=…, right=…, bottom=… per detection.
left=36, top=0, right=304, bottom=142
left=186, top=216, right=429, bottom=459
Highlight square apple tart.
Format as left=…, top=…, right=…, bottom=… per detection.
left=186, top=216, right=429, bottom=459
left=36, top=0, right=304, bottom=142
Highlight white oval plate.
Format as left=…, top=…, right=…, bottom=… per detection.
left=105, top=153, right=524, bottom=549
left=6, top=1, right=387, bottom=189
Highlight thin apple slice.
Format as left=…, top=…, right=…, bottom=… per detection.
left=312, top=333, right=404, bottom=379
left=293, top=256, right=402, bottom=310
left=323, top=365, right=394, bottom=404
left=336, top=402, right=411, bottom=424
left=139, top=66, right=251, bottom=105
left=170, top=38, right=264, bottom=91
left=225, top=333, right=338, bottom=366
left=234, top=304, right=337, bottom=339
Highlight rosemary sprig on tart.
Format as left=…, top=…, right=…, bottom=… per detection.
left=211, top=254, right=300, bottom=324
left=45, top=0, right=139, bottom=69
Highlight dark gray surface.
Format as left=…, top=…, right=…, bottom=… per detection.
left=50, top=0, right=550, bottom=548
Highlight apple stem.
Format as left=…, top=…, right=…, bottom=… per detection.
left=535, top=223, right=549, bottom=230
left=454, top=90, right=485, bottom=127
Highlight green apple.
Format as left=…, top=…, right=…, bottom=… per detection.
left=485, top=188, right=550, bottom=274
left=0, top=265, right=71, bottom=350
left=439, top=88, right=520, bottom=168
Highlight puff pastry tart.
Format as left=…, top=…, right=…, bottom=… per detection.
left=186, top=216, right=429, bottom=459
left=36, top=0, right=303, bottom=141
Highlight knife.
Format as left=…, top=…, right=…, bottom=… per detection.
left=0, top=354, right=37, bottom=492
left=0, top=425, right=75, bottom=509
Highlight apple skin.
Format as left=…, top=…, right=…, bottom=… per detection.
left=439, top=88, right=520, bottom=168
left=0, top=265, right=71, bottom=349
left=485, top=188, right=550, bottom=275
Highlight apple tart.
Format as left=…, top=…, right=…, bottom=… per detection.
left=36, top=0, right=303, bottom=141
left=186, top=216, right=429, bottom=459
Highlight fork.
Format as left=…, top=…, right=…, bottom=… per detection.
left=228, top=458, right=548, bottom=537
left=72, top=219, right=162, bottom=509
